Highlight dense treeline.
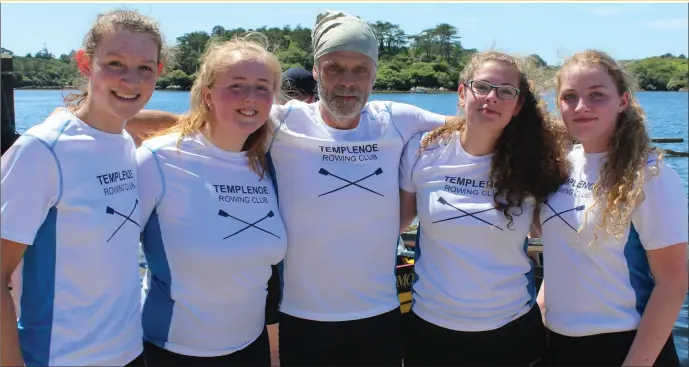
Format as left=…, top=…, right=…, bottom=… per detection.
left=2, top=22, right=687, bottom=92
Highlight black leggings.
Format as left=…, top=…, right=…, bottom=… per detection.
left=543, top=328, right=679, bottom=366
left=404, top=305, right=547, bottom=366
left=278, top=308, right=403, bottom=366
left=142, top=326, right=270, bottom=366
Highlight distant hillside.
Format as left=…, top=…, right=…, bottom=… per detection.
left=2, top=39, right=687, bottom=92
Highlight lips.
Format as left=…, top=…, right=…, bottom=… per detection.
left=573, top=117, right=597, bottom=123
left=112, top=91, right=140, bottom=101
left=478, top=107, right=500, bottom=116
left=237, top=109, right=257, bottom=116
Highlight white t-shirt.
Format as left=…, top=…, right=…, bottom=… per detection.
left=269, top=100, right=445, bottom=321
left=138, top=132, right=287, bottom=357
left=539, top=144, right=688, bottom=336
left=1, top=110, right=142, bottom=366
left=400, top=131, right=536, bottom=331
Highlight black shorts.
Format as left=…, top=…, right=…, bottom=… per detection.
left=404, top=304, right=546, bottom=366
left=278, top=308, right=403, bottom=366
left=543, top=328, right=679, bottom=366
left=142, top=326, right=271, bottom=366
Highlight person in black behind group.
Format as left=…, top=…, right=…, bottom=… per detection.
left=280, top=67, right=317, bottom=104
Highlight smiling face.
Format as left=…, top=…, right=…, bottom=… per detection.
left=459, top=61, right=523, bottom=133
left=203, top=52, right=276, bottom=138
left=77, top=29, right=160, bottom=124
left=314, top=50, right=375, bottom=122
left=557, top=63, right=629, bottom=152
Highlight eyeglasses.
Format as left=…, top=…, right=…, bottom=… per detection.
left=465, top=80, right=520, bottom=100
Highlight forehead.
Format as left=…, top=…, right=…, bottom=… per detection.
left=95, top=29, right=159, bottom=61
left=472, top=61, right=520, bottom=86
left=215, top=56, right=275, bottom=83
left=559, top=64, right=616, bottom=90
left=318, top=50, right=374, bottom=66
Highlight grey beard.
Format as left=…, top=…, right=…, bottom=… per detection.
left=316, top=82, right=369, bottom=123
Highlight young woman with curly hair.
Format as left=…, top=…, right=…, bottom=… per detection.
left=398, top=51, right=569, bottom=366
left=536, top=50, right=687, bottom=367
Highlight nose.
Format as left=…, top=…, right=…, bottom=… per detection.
left=119, top=69, right=141, bottom=89
left=484, top=87, right=499, bottom=103
left=338, top=70, right=357, bottom=88
left=574, top=97, right=590, bottom=112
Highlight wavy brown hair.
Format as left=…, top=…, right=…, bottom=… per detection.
left=421, top=51, right=570, bottom=228
left=555, top=49, right=663, bottom=243
left=153, top=34, right=282, bottom=179
left=64, top=9, right=166, bottom=109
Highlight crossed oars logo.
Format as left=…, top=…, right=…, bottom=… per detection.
left=217, top=209, right=281, bottom=239
left=318, top=167, right=384, bottom=197
left=105, top=199, right=140, bottom=242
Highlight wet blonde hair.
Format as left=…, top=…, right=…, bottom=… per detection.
left=64, top=9, right=165, bottom=109
left=421, top=51, right=569, bottom=228
left=155, top=34, right=283, bottom=179
left=555, top=49, right=663, bottom=243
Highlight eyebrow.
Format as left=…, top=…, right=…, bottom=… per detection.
left=105, top=52, right=157, bottom=65
left=228, top=76, right=271, bottom=83
left=588, top=84, right=608, bottom=89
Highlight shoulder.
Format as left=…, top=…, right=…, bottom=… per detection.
left=642, top=154, right=682, bottom=188
left=141, top=132, right=184, bottom=154
left=22, top=109, right=79, bottom=147
left=271, top=100, right=316, bottom=121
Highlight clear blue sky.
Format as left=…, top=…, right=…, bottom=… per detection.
left=2, top=2, right=688, bottom=65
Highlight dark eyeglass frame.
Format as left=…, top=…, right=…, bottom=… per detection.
left=465, top=80, right=520, bottom=100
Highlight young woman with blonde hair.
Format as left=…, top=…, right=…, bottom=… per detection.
left=137, top=35, right=286, bottom=366
left=537, top=49, right=687, bottom=367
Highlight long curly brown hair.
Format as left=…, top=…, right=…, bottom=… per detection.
left=421, top=51, right=570, bottom=228
left=555, top=50, right=663, bottom=243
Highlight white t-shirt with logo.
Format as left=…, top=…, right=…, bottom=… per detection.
left=539, top=144, right=688, bottom=336
left=1, top=110, right=142, bottom=366
left=269, top=100, right=445, bottom=321
left=137, top=132, right=287, bottom=357
left=400, top=131, right=537, bottom=331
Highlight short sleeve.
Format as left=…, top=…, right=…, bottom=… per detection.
left=1, top=136, right=60, bottom=245
left=136, top=146, right=164, bottom=230
left=399, top=132, right=423, bottom=193
left=389, top=102, right=446, bottom=144
left=632, top=161, right=688, bottom=250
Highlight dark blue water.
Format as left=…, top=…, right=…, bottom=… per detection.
left=14, top=89, right=689, bottom=194
left=12, top=90, right=689, bottom=364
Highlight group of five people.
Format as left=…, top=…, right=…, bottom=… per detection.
left=1, top=7, right=686, bottom=367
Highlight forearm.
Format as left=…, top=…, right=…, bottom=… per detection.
left=400, top=211, right=416, bottom=234
left=623, top=283, right=687, bottom=366
left=125, top=110, right=179, bottom=147
left=1, top=286, right=23, bottom=366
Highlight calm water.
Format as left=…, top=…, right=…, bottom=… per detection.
left=14, top=89, right=689, bottom=194
left=10, top=89, right=689, bottom=363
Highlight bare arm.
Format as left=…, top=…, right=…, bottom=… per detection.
left=1, top=239, right=27, bottom=366
left=400, top=189, right=417, bottom=233
left=623, top=242, right=688, bottom=366
left=125, top=110, right=180, bottom=147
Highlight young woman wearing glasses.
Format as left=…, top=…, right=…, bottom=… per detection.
left=398, top=51, right=569, bottom=366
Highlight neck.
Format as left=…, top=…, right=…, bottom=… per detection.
left=580, top=140, right=609, bottom=154
left=202, top=122, right=247, bottom=153
left=74, top=101, right=125, bottom=134
left=459, top=124, right=500, bottom=156
left=319, top=102, right=360, bottom=130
